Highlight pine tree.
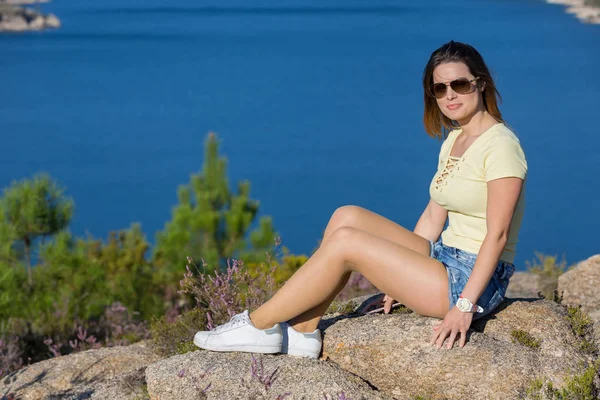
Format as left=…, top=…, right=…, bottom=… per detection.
left=0, top=173, right=74, bottom=285
left=0, top=203, right=18, bottom=266
left=0, top=204, right=21, bottom=320
left=152, top=132, right=279, bottom=285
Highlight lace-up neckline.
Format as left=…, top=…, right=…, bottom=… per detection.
left=434, top=156, right=462, bottom=191
left=434, top=124, right=503, bottom=192
left=212, top=311, right=250, bottom=332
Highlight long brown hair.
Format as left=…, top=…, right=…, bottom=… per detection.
left=422, top=41, right=503, bottom=139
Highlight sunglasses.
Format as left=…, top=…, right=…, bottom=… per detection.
left=429, top=77, right=480, bottom=99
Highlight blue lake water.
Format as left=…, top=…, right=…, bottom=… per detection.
left=1, top=0, right=599, bottom=270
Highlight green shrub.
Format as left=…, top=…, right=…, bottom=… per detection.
left=246, top=251, right=308, bottom=288
left=526, top=361, right=600, bottom=400
left=565, top=305, right=598, bottom=355
left=560, top=361, right=600, bottom=400
left=0, top=134, right=303, bottom=372
left=150, top=308, right=206, bottom=357
left=566, top=306, right=593, bottom=337
left=176, top=341, right=198, bottom=355
left=578, top=339, right=598, bottom=355
left=525, top=377, right=548, bottom=400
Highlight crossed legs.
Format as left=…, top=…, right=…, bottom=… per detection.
left=249, top=206, right=450, bottom=332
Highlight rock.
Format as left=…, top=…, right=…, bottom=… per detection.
left=0, top=4, right=60, bottom=32
left=505, top=271, right=539, bottom=298
left=145, top=351, right=391, bottom=400
left=506, top=271, right=563, bottom=301
left=3, top=0, right=51, bottom=4
left=0, top=341, right=160, bottom=400
left=3, top=293, right=599, bottom=399
left=546, top=0, right=600, bottom=24
left=566, top=5, right=600, bottom=24
left=45, top=12, right=60, bottom=28
left=28, top=14, right=44, bottom=30
left=557, top=254, right=600, bottom=322
left=321, top=297, right=596, bottom=400
left=0, top=14, right=28, bottom=32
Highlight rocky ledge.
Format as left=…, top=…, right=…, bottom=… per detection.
left=0, top=2, right=60, bottom=32
left=1, top=254, right=598, bottom=399
left=1, top=297, right=598, bottom=399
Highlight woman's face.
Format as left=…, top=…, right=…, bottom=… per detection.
left=432, top=62, right=484, bottom=123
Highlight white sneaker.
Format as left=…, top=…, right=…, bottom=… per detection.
left=193, top=310, right=282, bottom=354
left=281, top=321, right=322, bottom=359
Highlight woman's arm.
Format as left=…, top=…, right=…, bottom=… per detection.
left=430, top=176, right=524, bottom=349
left=459, top=176, right=524, bottom=304
left=413, top=199, right=448, bottom=242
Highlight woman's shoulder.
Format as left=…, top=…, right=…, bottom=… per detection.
left=480, top=123, right=528, bottom=177
left=482, top=123, right=524, bottom=149
left=478, top=124, right=527, bottom=167
left=493, top=123, right=521, bottom=141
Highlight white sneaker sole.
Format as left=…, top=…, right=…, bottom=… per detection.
left=193, top=336, right=281, bottom=354
left=283, top=347, right=320, bottom=359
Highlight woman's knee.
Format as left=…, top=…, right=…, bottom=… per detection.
left=326, top=226, right=361, bottom=254
left=324, top=205, right=362, bottom=238
left=323, top=226, right=360, bottom=271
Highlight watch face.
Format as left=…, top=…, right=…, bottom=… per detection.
left=457, top=298, right=470, bottom=312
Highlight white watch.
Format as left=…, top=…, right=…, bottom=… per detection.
left=456, top=296, right=484, bottom=313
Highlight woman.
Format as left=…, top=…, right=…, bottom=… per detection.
left=193, top=40, right=526, bottom=358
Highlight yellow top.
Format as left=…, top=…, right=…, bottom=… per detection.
left=429, top=123, right=527, bottom=264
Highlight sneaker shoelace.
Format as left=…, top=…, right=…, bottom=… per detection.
left=212, top=312, right=249, bottom=333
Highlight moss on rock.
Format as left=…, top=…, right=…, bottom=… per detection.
left=511, top=329, right=541, bottom=349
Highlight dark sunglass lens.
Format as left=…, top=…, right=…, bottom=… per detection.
left=432, top=83, right=446, bottom=98
left=451, top=79, right=472, bottom=94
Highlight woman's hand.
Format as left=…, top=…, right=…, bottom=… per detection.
left=430, top=306, right=473, bottom=349
left=361, top=293, right=396, bottom=314
left=381, top=294, right=395, bottom=313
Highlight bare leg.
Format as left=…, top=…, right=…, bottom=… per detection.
left=249, top=226, right=448, bottom=331
left=285, top=272, right=351, bottom=333
left=276, top=205, right=435, bottom=332
left=321, top=205, right=432, bottom=256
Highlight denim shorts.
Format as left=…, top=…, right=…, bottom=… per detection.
left=429, top=239, right=515, bottom=320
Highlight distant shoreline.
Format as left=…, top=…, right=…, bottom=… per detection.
left=2, top=1, right=598, bottom=32
left=546, top=0, right=600, bottom=24
left=0, top=1, right=60, bottom=32
left=3, top=0, right=50, bottom=4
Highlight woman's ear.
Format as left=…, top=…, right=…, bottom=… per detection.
left=480, top=81, right=486, bottom=92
